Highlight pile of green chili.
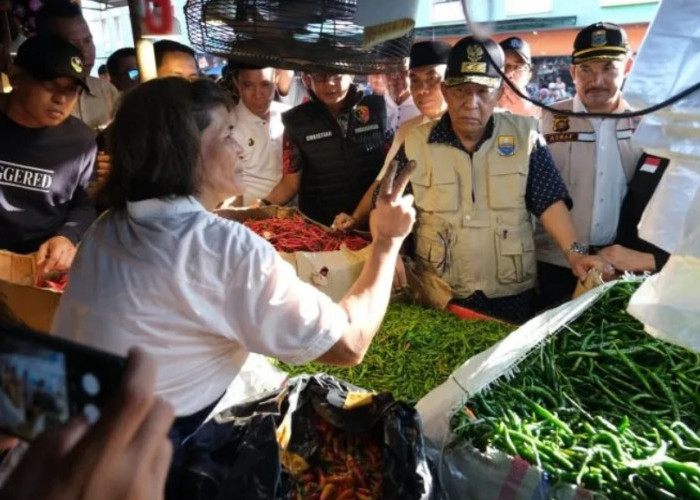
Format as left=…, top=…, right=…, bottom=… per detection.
left=275, top=303, right=512, bottom=403
left=452, top=282, right=700, bottom=499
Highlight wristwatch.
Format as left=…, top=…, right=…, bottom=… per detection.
left=566, top=242, right=589, bottom=258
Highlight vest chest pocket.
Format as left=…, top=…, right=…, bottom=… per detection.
left=411, top=164, right=460, bottom=214
left=494, top=222, right=535, bottom=285
left=487, top=158, right=528, bottom=210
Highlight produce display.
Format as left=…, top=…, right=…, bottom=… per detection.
left=276, top=303, right=512, bottom=403
left=452, top=282, right=700, bottom=499
left=289, top=413, right=383, bottom=500
left=34, top=271, right=68, bottom=291
left=244, top=215, right=369, bottom=252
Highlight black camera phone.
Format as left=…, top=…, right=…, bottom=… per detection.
left=0, top=325, right=126, bottom=442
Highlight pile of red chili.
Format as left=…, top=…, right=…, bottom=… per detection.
left=34, top=271, right=68, bottom=292
left=244, top=215, right=369, bottom=253
left=289, top=413, right=383, bottom=500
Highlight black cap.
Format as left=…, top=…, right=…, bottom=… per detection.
left=409, top=41, right=451, bottom=70
left=499, top=37, right=531, bottom=65
left=14, top=35, right=88, bottom=91
left=572, top=22, right=629, bottom=65
left=444, top=36, right=504, bottom=88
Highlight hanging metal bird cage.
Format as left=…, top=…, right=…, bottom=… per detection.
left=184, top=0, right=413, bottom=74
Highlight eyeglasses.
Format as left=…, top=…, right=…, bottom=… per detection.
left=126, top=69, right=139, bottom=81
left=310, top=74, right=344, bottom=84
left=38, top=80, right=82, bottom=98
left=446, top=83, right=499, bottom=101
left=504, top=64, right=531, bottom=76
left=409, top=74, right=442, bottom=91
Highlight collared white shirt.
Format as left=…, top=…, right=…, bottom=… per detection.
left=384, top=93, right=421, bottom=134
left=52, top=196, right=348, bottom=415
left=573, top=95, right=628, bottom=245
left=71, top=76, right=119, bottom=131
left=232, top=100, right=289, bottom=204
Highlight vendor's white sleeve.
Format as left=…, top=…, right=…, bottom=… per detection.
left=223, top=236, right=349, bottom=365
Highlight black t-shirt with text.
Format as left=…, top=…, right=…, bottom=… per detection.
left=0, top=111, right=97, bottom=253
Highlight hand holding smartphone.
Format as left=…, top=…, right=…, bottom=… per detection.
left=0, top=345, right=174, bottom=500
left=0, top=325, right=125, bottom=442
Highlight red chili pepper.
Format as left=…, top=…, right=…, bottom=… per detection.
left=244, top=215, right=370, bottom=253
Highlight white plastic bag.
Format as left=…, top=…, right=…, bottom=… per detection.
left=627, top=255, right=700, bottom=353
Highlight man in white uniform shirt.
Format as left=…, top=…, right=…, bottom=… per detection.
left=383, top=63, right=421, bottom=133
left=231, top=65, right=290, bottom=205
left=537, top=22, right=643, bottom=307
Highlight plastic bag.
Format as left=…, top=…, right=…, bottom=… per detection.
left=167, top=374, right=434, bottom=500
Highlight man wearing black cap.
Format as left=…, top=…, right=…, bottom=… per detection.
left=0, top=35, right=96, bottom=271
left=333, top=40, right=451, bottom=231
left=536, top=22, right=643, bottom=308
left=261, top=73, right=390, bottom=227
left=378, top=36, right=606, bottom=323
left=36, top=0, right=119, bottom=130
left=231, top=65, right=290, bottom=205
left=498, top=36, right=539, bottom=118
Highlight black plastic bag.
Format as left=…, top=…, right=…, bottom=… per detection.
left=167, top=374, right=434, bottom=500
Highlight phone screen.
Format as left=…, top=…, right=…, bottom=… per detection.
left=0, top=336, right=69, bottom=440
left=0, top=327, right=125, bottom=442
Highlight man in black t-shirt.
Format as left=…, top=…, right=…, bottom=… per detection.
left=0, top=35, right=96, bottom=272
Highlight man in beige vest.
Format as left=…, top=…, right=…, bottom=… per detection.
left=333, top=40, right=452, bottom=231
left=537, top=22, right=643, bottom=308
left=376, top=36, right=606, bottom=324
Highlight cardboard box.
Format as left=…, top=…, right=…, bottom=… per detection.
left=216, top=207, right=371, bottom=302
left=0, top=250, right=62, bottom=333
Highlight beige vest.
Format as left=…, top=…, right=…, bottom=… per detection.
left=537, top=98, right=642, bottom=266
left=405, top=112, right=538, bottom=299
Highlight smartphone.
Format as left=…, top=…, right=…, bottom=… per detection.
left=0, top=325, right=126, bottom=442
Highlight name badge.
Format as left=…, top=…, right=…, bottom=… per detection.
left=305, top=131, right=333, bottom=142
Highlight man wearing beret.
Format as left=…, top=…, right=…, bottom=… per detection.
left=536, top=22, right=643, bottom=308
left=498, top=36, right=539, bottom=118
left=0, top=35, right=96, bottom=272
left=376, top=36, right=606, bottom=323
left=333, top=40, right=452, bottom=231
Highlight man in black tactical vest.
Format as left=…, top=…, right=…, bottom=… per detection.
left=261, top=73, right=392, bottom=227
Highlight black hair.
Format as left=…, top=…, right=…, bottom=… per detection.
left=98, top=78, right=232, bottom=209
left=106, top=47, right=137, bottom=80
left=153, top=40, right=196, bottom=69
left=35, top=0, right=83, bottom=35
left=98, top=64, right=108, bottom=75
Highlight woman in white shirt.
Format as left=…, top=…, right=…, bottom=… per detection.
left=52, top=78, right=415, bottom=444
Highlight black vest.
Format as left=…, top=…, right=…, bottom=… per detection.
left=282, top=88, right=388, bottom=227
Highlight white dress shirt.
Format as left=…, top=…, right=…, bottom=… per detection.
left=51, top=196, right=348, bottom=415
left=572, top=95, right=628, bottom=245
left=384, top=94, right=421, bottom=134
left=232, top=100, right=289, bottom=204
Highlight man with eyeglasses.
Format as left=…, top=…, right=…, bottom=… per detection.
left=498, top=37, right=539, bottom=118
left=377, top=36, right=607, bottom=323
left=261, top=72, right=391, bottom=227
left=106, top=48, right=139, bottom=93
left=333, top=40, right=451, bottom=231
left=0, top=36, right=96, bottom=271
